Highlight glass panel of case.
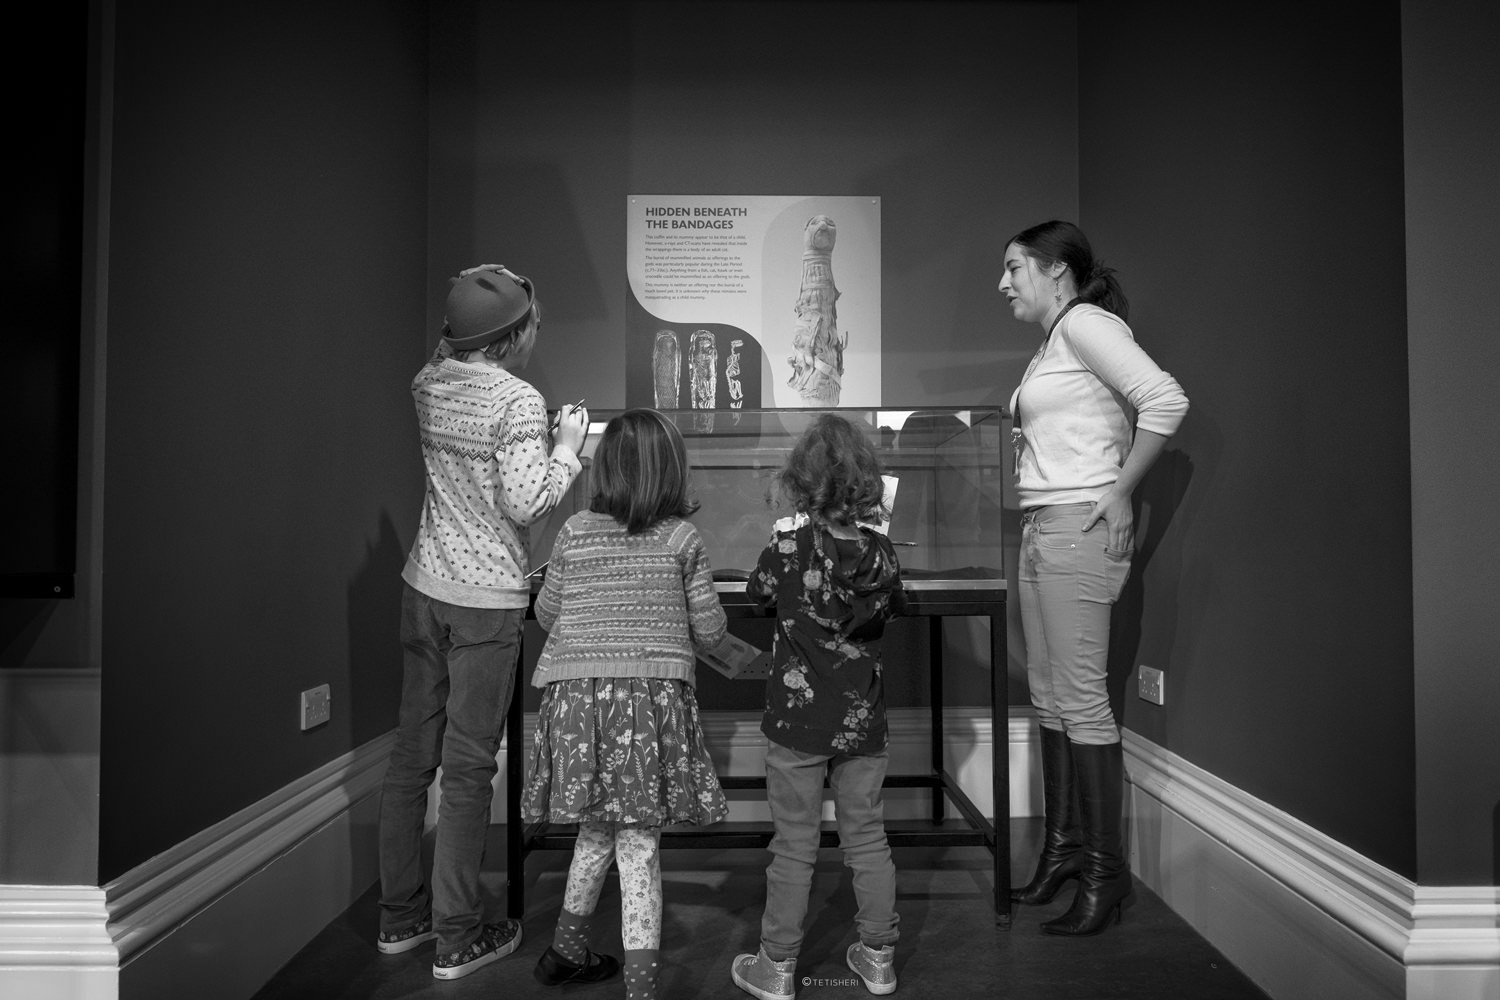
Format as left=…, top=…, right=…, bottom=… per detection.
left=530, top=408, right=1006, bottom=584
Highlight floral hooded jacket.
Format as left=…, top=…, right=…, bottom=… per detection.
left=747, top=521, right=908, bottom=755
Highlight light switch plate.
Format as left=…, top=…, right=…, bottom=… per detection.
left=300, top=684, right=331, bottom=730
left=1138, top=666, right=1165, bottom=706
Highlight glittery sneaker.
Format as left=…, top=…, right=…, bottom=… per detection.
left=376, top=916, right=436, bottom=955
left=432, top=920, right=522, bottom=980
left=846, top=941, right=897, bottom=995
left=731, top=947, right=796, bottom=1000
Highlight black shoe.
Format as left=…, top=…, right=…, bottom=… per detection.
left=534, top=945, right=621, bottom=986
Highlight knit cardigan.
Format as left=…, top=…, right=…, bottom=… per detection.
left=401, top=356, right=581, bottom=610
left=531, top=511, right=728, bottom=687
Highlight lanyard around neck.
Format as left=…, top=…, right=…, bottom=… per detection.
left=1016, top=299, right=1082, bottom=427
left=1046, top=297, right=1082, bottom=338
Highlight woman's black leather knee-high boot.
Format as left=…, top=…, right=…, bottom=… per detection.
left=1011, top=726, right=1083, bottom=904
left=1042, top=740, right=1132, bottom=936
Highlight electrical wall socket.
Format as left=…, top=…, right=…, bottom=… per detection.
left=1138, top=666, right=1165, bottom=706
left=300, top=684, right=331, bottom=730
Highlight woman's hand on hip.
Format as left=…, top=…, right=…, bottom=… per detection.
left=1083, top=491, right=1134, bottom=551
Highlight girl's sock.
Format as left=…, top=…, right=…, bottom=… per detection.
left=623, top=948, right=661, bottom=1000
left=552, top=907, right=590, bottom=965
left=555, top=821, right=614, bottom=965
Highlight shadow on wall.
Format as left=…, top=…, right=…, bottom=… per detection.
left=347, top=511, right=410, bottom=744
left=1107, top=448, right=1195, bottom=726
left=0, top=600, right=57, bottom=670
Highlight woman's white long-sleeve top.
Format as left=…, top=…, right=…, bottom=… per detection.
left=1008, top=303, right=1189, bottom=509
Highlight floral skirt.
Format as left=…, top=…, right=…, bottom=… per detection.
left=522, top=677, right=728, bottom=827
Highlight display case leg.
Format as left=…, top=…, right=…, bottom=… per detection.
left=992, top=609, right=1011, bottom=927
left=507, top=634, right=525, bottom=918
left=930, top=617, right=945, bottom=825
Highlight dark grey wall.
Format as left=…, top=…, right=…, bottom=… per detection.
left=427, top=0, right=1079, bottom=414
left=1077, top=0, right=1417, bottom=876
left=428, top=0, right=1080, bottom=713
left=87, top=0, right=1495, bottom=890
left=93, top=0, right=1076, bottom=881
left=1401, top=0, right=1500, bottom=886
left=98, top=1, right=430, bottom=880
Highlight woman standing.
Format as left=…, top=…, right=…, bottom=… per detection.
left=1001, top=221, right=1188, bottom=936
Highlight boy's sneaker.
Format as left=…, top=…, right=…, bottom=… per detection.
left=846, top=941, right=897, bottom=995
left=731, top=946, right=796, bottom=1000
left=432, top=920, right=522, bottom=980
left=376, top=916, right=436, bottom=955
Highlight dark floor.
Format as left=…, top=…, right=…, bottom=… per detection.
left=253, top=820, right=1272, bottom=1000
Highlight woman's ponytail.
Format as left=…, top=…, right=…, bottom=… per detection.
left=1077, top=259, right=1128, bottom=321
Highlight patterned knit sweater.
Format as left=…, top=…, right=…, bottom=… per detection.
left=531, top=511, right=728, bottom=687
left=401, top=356, right=581, bottom=609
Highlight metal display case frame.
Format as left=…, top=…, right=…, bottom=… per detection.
left=503, top=408, right=1012, bottom=928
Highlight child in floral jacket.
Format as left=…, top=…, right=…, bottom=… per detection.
left=731, top=413, right=908, bottom=1000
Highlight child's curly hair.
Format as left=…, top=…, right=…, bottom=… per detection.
left=777, top=413, right=888, bottom=526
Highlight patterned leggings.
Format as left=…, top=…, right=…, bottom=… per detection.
left=564, top=821, right=663, bottom=951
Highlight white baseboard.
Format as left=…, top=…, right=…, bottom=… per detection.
left=1124, top=729, right=1500, bottom=1000
left=0, top=886, right=117, bottom=1000
left=3, top=708, right=1003, bottom=1000
left=102, top=733, right=393, bottom=1000
left=8, top=716, right=1494, bottom=1000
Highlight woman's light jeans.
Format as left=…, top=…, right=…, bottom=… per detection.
left=1018, top=503, right=1133, bottom=745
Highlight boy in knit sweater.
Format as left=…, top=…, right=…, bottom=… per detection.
left=376, top=265, right=590, bottom=981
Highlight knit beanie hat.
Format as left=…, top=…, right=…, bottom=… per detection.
left=442, top=268, right=535, bottom=350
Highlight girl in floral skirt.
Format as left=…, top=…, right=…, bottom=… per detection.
left=523, top=408, right=729, bottom=1000
left=731, top=413, right=908, bottom=999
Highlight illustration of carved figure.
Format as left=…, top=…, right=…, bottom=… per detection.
left=653, top=329, right=681, bottom=408
left=726, top=338, right=744, bottom=409
left=787, top=214, right=845, bottom=406
left=689, top=329, right=717, bottom=433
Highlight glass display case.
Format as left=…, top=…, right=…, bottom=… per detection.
left=508, top=407, right=1013, bottom=928
left=529, top=407, right=1007, bottom=589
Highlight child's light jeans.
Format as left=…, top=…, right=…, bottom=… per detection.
left=760, top=740, right=899, bottom=960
